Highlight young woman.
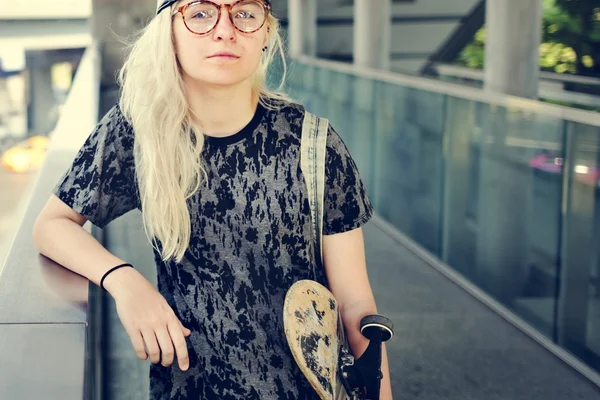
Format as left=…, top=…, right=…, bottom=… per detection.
left=33, top=0, right=392, bottom=398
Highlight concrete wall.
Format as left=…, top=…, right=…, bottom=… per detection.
left=275, top=0, right=480, bottom=73
left=273, top=0, right=480, bottom=18
left=0, top=20, right=89, bottom=40
left=0, top=0, right=91, bottom=19
left=0, top=19, right=90, bottom=53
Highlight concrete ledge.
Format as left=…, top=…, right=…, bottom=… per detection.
left=0, top=43, right=101, bottom=398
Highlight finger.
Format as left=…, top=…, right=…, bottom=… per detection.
left=128, top=329, right=148, bottom=360
left=169, top=320, right=190, bottom=371
left=155, top=327, right=175, bottom=367
left=179, top=320, right=192, bottom=336
left=141, top=329, right=161, bottom=364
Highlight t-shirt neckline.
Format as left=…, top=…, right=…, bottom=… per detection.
left=203, top=103, right=266, bottom=148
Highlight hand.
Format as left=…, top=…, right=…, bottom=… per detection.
left=103, top=267, right=192, bottom=371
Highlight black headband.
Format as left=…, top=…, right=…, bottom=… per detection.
left=157, top=0, right=177, bottom=14
left=157, top=0, right=271, bottom=15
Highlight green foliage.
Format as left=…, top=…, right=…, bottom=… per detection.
left=539, top=43, right=578, bottom=73
left=455, top=0, right=600, bottom=76
left=456, top=29, right=485, bottom=68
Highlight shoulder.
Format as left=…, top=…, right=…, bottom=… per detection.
left=107, top=103, right=134, bottom=135
left=272, top=99, right=340, bottom=147
left=263, top=98, right=332, bottom=141
left=91, top=103, right=135, bottom=152
left=94, top=103, right=130, bottom=131
left=263, top=98, right=306, bottom=128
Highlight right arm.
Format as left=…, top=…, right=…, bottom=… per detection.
left=32, top=195, right=191, bottom=372
left=33, top=194, right=134, bottom=290
left=33, top=105, right=191, bottom=371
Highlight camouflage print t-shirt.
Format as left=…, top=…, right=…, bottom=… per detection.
left=53, top=100, right=374, bottom=399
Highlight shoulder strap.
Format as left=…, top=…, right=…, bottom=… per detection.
left=300, top=110, right=329, bottom=274
left=301, top=111, right=352, bottom=400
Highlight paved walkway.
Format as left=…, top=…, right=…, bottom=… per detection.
left=102, top=211, right=600, bottom=400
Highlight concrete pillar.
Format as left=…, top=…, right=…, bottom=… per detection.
left=304, top=0, right=317, bottom=57
left=353, top=0, right=391, bottom=69
left=91, top=0, right=156, bottom=89
left=288, top=0, right=317, bottom=58
left=0, top=78, right=14, bottom=123
left=483, top=0, right=543, bottom=99
left=288, top=0, right=302, bottom=57
left=474, top=109, right=530, bottom=305
left=474, top=0, right=543, bottom=309
left=26, top=51, right=57, bottom=136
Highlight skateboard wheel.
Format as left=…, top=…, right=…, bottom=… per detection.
left=360, top=315, right=394, bottom=341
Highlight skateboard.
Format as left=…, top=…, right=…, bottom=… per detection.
left=283, top=280, right=394, bottom=400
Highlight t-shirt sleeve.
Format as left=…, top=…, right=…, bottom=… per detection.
left=52, top=104, right=139, bottom=228
left=322, top=124, right=374, bottom=235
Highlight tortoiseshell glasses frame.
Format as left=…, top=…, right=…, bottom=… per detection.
left=173, top=0, right=271, bottom=35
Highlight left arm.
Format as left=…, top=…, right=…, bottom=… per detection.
left=323, top=227, right=393, bottom=400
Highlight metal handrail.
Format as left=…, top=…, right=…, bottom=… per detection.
left=433, top=62, right=600, bottom=87
left=294, top=55, right=600, bottom=127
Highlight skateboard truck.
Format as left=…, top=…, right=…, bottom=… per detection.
left=338, top=315, right=394, bottom=400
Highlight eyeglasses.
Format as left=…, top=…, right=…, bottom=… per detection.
left=174, top=0, right=271, bottom=35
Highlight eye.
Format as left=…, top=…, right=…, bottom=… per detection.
left=235, top=11, right=255, bottom=19
left=185, top=4, right=218, bottom=20
left=191, top=11, right=210, bottom=19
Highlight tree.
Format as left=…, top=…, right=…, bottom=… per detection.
left=455, top=0, right=600, bottom=76
left=551, top=0, right=600, bottom=76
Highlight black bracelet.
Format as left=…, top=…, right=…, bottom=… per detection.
left=100, top=263, right=134, bottom=291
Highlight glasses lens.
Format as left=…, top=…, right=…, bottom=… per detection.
left=184, top=2, right=219, bottom=34
left=231, top=1, right=266, bottom=32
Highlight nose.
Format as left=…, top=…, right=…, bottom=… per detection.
left=212, top=6, right=236, bottom=41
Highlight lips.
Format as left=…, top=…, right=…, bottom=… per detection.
left=208, top=52, right=240, bottom=58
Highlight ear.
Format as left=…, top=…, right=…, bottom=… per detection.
left=263, top=26, right=270, bottom=47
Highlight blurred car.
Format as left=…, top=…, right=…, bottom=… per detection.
left=529, top=152, right=600, bottom=187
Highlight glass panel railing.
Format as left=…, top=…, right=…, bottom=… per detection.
left=285, top=56, right=600, bottom=380
left=444, top=100, right=565, bottom=339
left=559, top=120, right=600, bottom=372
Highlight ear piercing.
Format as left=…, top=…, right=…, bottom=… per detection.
left=262, top=46, right=268, bottom=52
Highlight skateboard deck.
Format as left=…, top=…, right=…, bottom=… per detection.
left=283, top=280, right=344, bottom=400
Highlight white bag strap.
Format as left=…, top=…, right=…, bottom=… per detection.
left=301, top=111, right=352, bottom=400
left=300, top=110, right=328, bottom=273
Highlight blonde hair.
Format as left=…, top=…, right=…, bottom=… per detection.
left=118, top=5, right=290, bottom=262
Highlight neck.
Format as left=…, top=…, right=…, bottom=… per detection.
left=185, top=79, right=258, bottom=138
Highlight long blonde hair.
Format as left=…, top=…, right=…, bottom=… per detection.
left=118, top=4, right=290, bottom=262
